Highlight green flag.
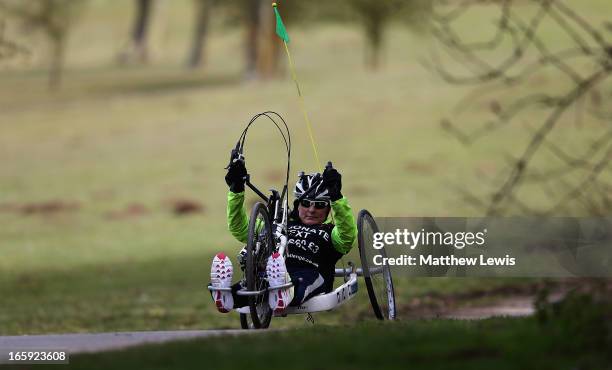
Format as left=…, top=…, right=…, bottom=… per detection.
left=273, top=4, right=290, bottom=43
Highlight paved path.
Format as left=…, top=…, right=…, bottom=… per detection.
left=441, top=296, right=535, bottom=320
left=0, top=297, right=542, bottom=356
left=0, top=329, right=259, bottom=354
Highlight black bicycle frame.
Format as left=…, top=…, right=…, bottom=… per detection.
left=244, top=174, right=288, bottom=225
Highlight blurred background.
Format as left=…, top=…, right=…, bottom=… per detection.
left=0, top=0, right=610, bottom=335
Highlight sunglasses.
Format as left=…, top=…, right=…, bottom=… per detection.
left=300, top=199, right=329, bottom=209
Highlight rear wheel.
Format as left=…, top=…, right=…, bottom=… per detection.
left=245, top=202, right=274, bottom=328
left=358, top=209, right=396, bottom=320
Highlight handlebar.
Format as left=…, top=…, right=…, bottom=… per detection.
left=239, top=160, right=335, bottom=204
left=245, top=175, right=269, bottom=202
left=224, top=141, right=244, bottom=170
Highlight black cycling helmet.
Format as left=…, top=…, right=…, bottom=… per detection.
left=294, top=172, right=330, bottom=201
left=290, top=172, right=331, bottom=222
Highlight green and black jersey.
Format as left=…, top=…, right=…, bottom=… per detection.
left=226, top=191, right=357, bottom=289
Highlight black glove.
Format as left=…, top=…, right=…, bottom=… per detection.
left=323, top=165, right=342, bottom=202
left=224, top=150, right=247, bottom=193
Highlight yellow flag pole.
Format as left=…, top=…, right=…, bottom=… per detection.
left=282, top=42, right=323, bottom=173
left=273, top=2, right=322, bottom=173
left=273, top=2, right=334, bottom=221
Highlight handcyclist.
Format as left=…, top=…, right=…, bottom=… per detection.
left=210, top=150, right=357, bottom=314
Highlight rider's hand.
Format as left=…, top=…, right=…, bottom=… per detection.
left=225, top=150, right=247, bottom=193
left=323, top=164, right=342, bottom=202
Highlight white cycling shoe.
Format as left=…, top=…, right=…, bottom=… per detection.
left=210, top=252, right=234, bottom=313
left=266, top=252, right=293, bottom=313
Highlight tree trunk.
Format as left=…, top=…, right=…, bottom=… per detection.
left=255, top=0, right=281, bottom=79
left=365, top=16, right=383, bottom=70
left=244, top=0, right=261, bottom=79
left=48, top=35, right=65, bottom=90
left=119, top=0, right=153, bottom=64
left=186, top=0, right=212, bottom=68
left=132, top=0, right=152, bottom=62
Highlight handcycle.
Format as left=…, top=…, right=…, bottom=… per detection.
left=209, top=112, right=396, bottom=329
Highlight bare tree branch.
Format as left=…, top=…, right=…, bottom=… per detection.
left=431, top=0, right=612, bottom=215
left=0, top=19, right=28, bottom=61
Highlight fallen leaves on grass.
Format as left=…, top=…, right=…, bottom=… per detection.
left=0, top=201, right=80, bottom=215
left=105, top=203, right=150, bottom=220
left=404, top=160, right=436, bottom=175
left=167, top=198, right=205, bottom=216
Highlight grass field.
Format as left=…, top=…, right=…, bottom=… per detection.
left=5, top=318, right=609, bottom=370
left=1, top=1, right=610, bottom=334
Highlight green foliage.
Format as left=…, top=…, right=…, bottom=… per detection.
left=0, top=0, right=87, bottom=87
left=214, top=0, right=430, bottom=50
left=536, top=287, right=612, bottom=354
left=214, top=0, right=305, bottom=28
left=0, top=19, right=29, bottom=62
left=394, top=0, right=432, bottom=32
left=347, top=0, right=431, bottom=68
left=0, top=0, right=86, bottom=41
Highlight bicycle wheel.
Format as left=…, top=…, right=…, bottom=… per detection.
left=245, top=202, right=274, bottom=328
left=240, top=313, right=255, bottom=329
left=358, top=209, right=396, bottom=320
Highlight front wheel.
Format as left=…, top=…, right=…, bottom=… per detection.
left=245, top=202, right=274, bottom=328
left=240, top=313, right=256, bottom=329
left=358, top=209, right=396, bottom=320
